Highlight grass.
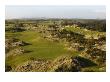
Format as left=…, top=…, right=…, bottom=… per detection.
left=81, top=66, right=106, bottom=72
left=6, top=30, right=79, bottom=67
left=65, top=26, right=105, bottom=37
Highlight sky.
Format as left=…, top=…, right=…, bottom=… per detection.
left=5, top=6, right=106, bottom=19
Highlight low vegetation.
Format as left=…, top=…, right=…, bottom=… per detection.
left=5, top=19, right=106, bottom=72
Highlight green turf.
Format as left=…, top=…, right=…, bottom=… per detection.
left=6, top=31, right=79, bottom=67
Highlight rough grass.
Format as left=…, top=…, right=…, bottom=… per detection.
left=6, top=31, right=79, bottom=67
left=65, top=26, right=105, bottom=36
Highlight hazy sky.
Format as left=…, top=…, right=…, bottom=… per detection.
left=5, top=6, right=106, bottom=19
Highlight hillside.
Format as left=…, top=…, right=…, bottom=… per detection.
left=5, top=19, right=106, bottom=72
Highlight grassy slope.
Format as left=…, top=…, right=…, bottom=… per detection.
left=6, top=26, right=106, bottom=69
left=65, top=26, right=105, bottom=37
left=6, top=31, right=79, bottom=67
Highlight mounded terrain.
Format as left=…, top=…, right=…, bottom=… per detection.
left=5, top=19, right=106, bottom=72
